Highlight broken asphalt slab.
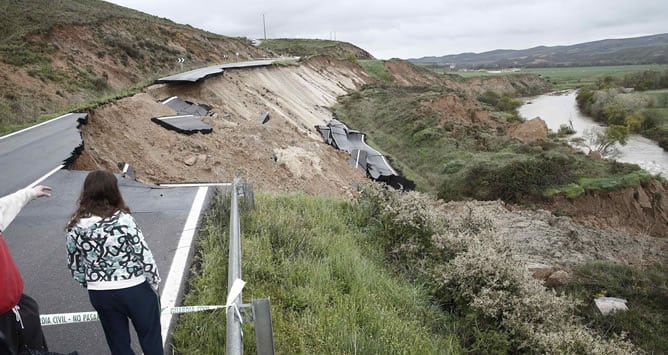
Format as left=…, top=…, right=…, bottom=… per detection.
left=151, top=114, right=213, bottom=134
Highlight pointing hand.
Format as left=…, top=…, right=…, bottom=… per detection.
left=32, top=185, right=52, bottom=198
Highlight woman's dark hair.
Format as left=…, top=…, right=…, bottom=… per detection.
left=66, top=170, right=130, bottom=229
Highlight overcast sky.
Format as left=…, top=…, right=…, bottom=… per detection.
left=106, top=0, right=668, bottom=59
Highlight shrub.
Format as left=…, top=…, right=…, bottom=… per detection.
left=1, top=45, right=50, bottom=66
left=478, top=90, right=500, bottom=106
left=359, top=183, right=637, bottom=354
left=463, top=154, right=575, bottom=202
left=412, top=127, right=443, bottom=143
left=558, top=123, right=576, bottom=136
left=495, top=96, right=522, bottom=112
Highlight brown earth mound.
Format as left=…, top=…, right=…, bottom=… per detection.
left=424, top=94, right=497, bottom=128
left=384, top=59, right=450, bottom=87
left=507, top=117, right=549, bottom=143
left=547, top=180, right=668, bottom=238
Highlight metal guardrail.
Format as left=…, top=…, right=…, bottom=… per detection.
left=227, top=176, right=243, bottom=353
left=226, top=176, right=274, bottom=355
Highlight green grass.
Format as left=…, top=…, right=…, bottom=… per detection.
left=357, top=60, right=394, bottom=83
left=443, top=65, right=668, bottom=90
left=0, top=80, right=149, bottom=136
left=546, top=170, right=654, bottom=198
left=259, top=38, right=371, bottom=59
left=172, top=193, right=460, bottom=354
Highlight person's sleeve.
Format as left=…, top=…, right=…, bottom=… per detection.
left=125, top=214, right=161, bottom=291
left=66, top=231, right=87, bottom=287
left=0, top=187, right=38, bottom=231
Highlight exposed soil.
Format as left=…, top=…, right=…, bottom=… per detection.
left=72, top=57, right=369, bottom=197
left=424, top=94, right=497, bottom=128
left=437, top=199, right=668, bottom=269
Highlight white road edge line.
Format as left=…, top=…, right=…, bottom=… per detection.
left=159, top=183, right=232, bottom=188
left=160, top=186, right=209, bottom=346
left=26, top=165, right=64, bottom=189
left=161, top=96, right=178, bottom=104
left=0, top=113, right=73, bottom=141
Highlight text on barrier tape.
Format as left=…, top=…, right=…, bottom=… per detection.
left=40, top=305, right=228, bottom=326
left=41, top=278, right=246, bottom=327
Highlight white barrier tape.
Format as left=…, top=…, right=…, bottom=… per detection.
left=41, top=305, right=227, bottom=326
left=40, top=311, right=99, bottom=326
left=225, top=279, right=246, bottom=325
left=41, top=279, right=246, bottom=327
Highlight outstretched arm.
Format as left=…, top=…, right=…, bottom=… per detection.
left=0, top=185, right=52, bottom=231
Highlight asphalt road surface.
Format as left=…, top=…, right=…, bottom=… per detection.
left=0, top=113, right=87, bottom=197
left=2, top=116, right=217, bottom=354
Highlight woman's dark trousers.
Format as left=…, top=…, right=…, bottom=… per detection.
left=88, top=281, right=162, bottom=355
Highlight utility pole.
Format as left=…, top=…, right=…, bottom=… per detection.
left=263, top=13, right=267, bottom=40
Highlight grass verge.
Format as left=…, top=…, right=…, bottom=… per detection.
left=171, top=192, right=460, bottom=354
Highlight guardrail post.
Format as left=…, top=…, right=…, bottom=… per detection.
left=252, top=298, right=275, bottom=355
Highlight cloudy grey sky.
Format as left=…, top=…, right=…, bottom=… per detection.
left=106, top=0, right=668, bottom=59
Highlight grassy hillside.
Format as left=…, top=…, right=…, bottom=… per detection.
left=259, top=38, right=374, bottom=59
left=332, top=84, right=651, bottom=201
left=173, top=193, right=461, bottom=354
left=0, top=0, right=268, bottom=130
left=0, top=0, right=153, bottom=43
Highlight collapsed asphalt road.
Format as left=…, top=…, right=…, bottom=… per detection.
left=3, top=169, right=215, bottom=354
left=0, top=113, right=87, bottom=197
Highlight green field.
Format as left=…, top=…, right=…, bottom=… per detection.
left=444, top=65, right=668, bottom=90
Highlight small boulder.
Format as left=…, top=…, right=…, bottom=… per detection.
left=589, top=151, right=603, bottom=160
left=594, top=297, right=628, bottom=315
left=527, top=262, right=553, bottom=281
left=546, top=270, right=570, bottom=285
left=184, top=156, right=197, bottom=166
left=509, top=117, right=548, bottom=143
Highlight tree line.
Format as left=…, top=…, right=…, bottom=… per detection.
left=576, top=70, right=668, bottom=150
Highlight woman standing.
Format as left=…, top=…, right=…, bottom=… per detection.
left=65, top=170, right=162, bottom=355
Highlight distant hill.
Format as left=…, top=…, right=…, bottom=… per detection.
left=408, top=33, right=668, bottom=69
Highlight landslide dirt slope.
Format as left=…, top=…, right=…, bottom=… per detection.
left=73, top=56, right=370, bottom=197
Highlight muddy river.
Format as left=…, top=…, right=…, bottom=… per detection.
left=519, top=90, right=668, bottom=177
